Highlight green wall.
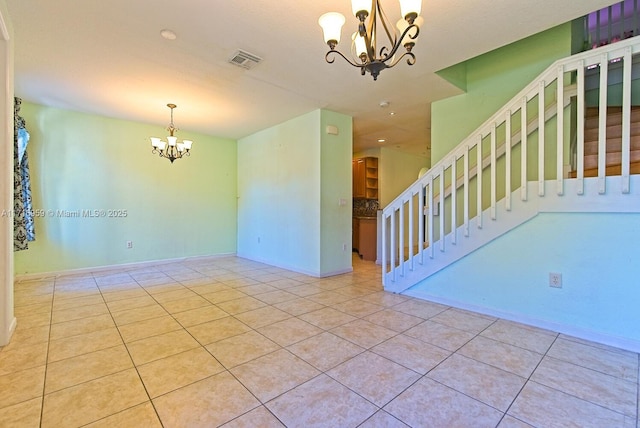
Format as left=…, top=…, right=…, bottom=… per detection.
left=14, top=103, right=237, bottom=275
left=237, top=109, right=352, bottom=277
left=432, top=23, right=576, bottom=164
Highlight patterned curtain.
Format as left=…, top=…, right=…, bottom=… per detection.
left=14, top=97, right=34, bottom=251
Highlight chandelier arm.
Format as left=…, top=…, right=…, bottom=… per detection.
left=377, top=1, right=397, bottom=55
left=380, top=24, right=420, bottom=64
left=386, top=51, right=416, bottom=68
left=325, top=49, right=365, bottom=68
left=363, top=0, right=377, bottom=62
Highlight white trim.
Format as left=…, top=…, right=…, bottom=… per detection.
left=0, top=8, right=9, bottom=41
left=15, top=253, right=237, bottom=282
left=236, top=252, right=353, bottom=278
left=403, top=289, right=640, bottom=354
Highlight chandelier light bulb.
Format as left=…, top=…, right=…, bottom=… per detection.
left=319, top=12, right=346, bottom=46
left=399, top=0, right=422, bottom=21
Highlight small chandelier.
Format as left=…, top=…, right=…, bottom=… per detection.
left=318, top=0, right=423, bottom=80
left=150, top=103, right=193, bottom=163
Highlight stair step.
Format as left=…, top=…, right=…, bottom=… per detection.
left=583, top=135, right=640, bottom=154
left=584, top=121, right=640, bottom=141
left=585, top=109, right=640, bottom=128
left=583, top=149, right=640, bottom=169
left=569, top=160, right=640, bottom=178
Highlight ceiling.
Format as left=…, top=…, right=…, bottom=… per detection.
left=5, top=0, right=617, bottom=162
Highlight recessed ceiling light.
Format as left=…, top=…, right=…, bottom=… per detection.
left=160, top=29, right=177, bottom=40
left=389, top=111, right=396, bottom=116
left=377, top=138, right=386, bottom=143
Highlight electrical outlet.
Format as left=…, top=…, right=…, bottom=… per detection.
left=549, top=272, right=562, bottom=288
left=342, top=243, right=348, bottom=251
left=126, top=240, right=133, bottom=249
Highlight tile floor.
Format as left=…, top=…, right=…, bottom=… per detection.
left=1, top=255, right=638, bottom=427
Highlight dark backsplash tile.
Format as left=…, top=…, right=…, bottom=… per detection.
left=353, top=198, right=379, bottom=217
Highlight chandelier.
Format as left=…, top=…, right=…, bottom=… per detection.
left=318, top=0, right=423, bottom=80
left=150, top=103, right=193, bottom=163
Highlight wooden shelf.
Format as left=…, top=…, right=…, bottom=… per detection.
left=353, top=157, right=378, bottom=199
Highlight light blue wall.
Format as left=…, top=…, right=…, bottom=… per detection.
left=407, top=212, right=640, bottom=350
left=237, top=109, right=352, bottom=276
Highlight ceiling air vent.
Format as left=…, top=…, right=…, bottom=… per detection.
left=228, top=50, right=262, bottom=70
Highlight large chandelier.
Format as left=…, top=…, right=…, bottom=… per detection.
left=150, top=103, right=193, bottom=163
left=318, top=0, right=423, bottom=80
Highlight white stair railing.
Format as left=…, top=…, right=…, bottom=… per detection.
left=382, top=36, right=640, bottom=293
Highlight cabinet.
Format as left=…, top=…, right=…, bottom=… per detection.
left=352, top=157, right=378, bottom=199
left=352, top=217, right=377, bottom=261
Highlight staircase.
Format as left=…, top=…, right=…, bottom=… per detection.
left=381, top=36, right=640, bottom=294
left=569, top=106, right=640, bottom=177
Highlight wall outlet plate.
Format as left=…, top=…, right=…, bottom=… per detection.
left=549, top=272, right=562, bottom=288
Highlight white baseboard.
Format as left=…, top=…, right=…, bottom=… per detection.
left=404, top=289, right=640, bottom=354
left=15, top=252, right=237, bottom=282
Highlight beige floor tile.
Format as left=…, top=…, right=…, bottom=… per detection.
left=171, top=304, right=229, bottom=327
left=14, top=301, right=52, bottom=317
left=51, top=294, right=104, bottom=311
left=508, top=381, right=635, bottom=427
left=0, top=341, right=48, bottom=375
left=159, top=295, right=212, bottom=314
left=220, top=405, right=285, bottom=428
left=332, top=299, right=384, bottom=318
left=392, top=299, right=449, bottom=319
left=298, top=307, right=357, bottom=330
left=458, top=336, right=544, bottom=378
left=371, top=334, right=450, bottom=374
left=117, top=314, right=183, bottom=343
left=480, top=319, right=557, bottom=354
left=531, top=356, right=637, bottom=417
left=45, top=345, right=133, bottom=393
left=359, top=291, right=409, bottom=307
left=110, top=304, right=168, bottom=326
left=263, top=278, right=304, bottom=289
left=430, top=308, right=496, bottom=334
left=330, top=319, right=397, bottom=349
left=266, top=374, right=377, bottom=427
left=404, top=320, right=475, bottom=352
left=138, top=347, right=225, bottom=398
left=428, top=353, right=526, bottom=411
left=231, top=349, right=320, bottom=402
left=186, top=282, right=230, bottom=295
left=257, top=317, right=323, bottom=347
left=217, top=296, right=268, bottom=315
left=254, top=290, right=298, bottom=305
left=547, top=337, right=639, bottom=381
left=6, top=324, right=50, bottom=347
left=14, top=310, right=52, bottom=330
left=272, top=297, right=325, bottom=316
left=328, top=351, right=421, bottom=407
left=47, top=327, right=123, bottom=362
left=41, top=368, right=148, bottom=428
left=49, top=313, right=115, bottom=341
left=105, top=295, right=158, bottom=312
left=202, top=289, right=248, bottom=304
left=359, top=410, right=411, bottom=427
left=153, top=371, right=260, bottom=427
left=287, top=331, right=364, bottom=371
left=0, top=397, right=42, bottom=427
left=126, top=329, right=200, bottom=365
left=497, top=415, right=536, bottom=428
left=364, top=309, right=424, bottom=332
left=51, top=302, right=109, bottom=324
left=206, top=330, right=280, bottom=368
left=100, top=288, right=149, bottom=302
left=143, top=281, right=187, bottom=295
left=150, top=288, right=195, bottom=304
left=306, top=290, right=353, bottom=306
left=84, top=402, right=162, bottom=428
left=187, top=316, right=252, bottom=345
left=14, top=293, right=53, bottom=308
left=0, top=365, right=45, bottom=410
left=384, top=377, right=503, bottom=428
left=234, top=306, right=291, bottom=329
left=285, top=283, right=324, bottom=297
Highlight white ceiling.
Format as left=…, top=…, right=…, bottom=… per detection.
left=6, top=0, right=617, bottom=161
